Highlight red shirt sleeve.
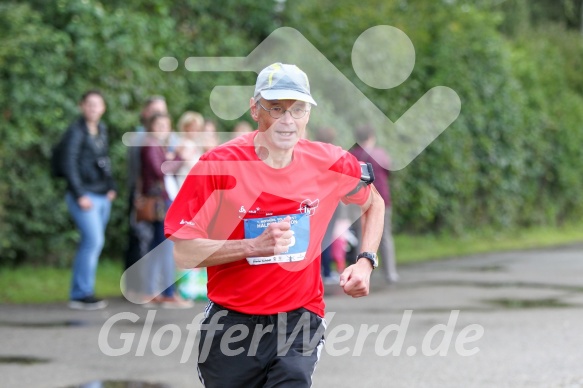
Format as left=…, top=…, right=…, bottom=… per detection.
left=165, top=155, right=236, bottom=240
left=327, top=149, right=371, bottom=206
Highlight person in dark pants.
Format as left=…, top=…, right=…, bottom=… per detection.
left=62, top=90, right=117, bottom=310
left=123, top=96, right=167, bottom=298
left=349, top=123, right=399, bottom=283
left=139, top=113, right=192, bottom=309
left=166, top=63, right=385, bottom=387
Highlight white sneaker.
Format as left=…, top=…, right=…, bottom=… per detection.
left=68, top=296, right=107, bottom=310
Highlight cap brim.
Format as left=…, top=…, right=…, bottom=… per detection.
left=260, top=90, right=317, bottom=106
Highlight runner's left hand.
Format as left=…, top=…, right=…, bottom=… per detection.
left=339, top=260, right=372, bottom=298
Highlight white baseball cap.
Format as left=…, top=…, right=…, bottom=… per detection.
left=254, top=63, right=317, bottom=106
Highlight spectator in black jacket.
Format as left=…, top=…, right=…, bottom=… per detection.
left=62, top=90, right=117, bottom=310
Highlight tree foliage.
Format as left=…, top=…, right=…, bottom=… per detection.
left=0, top=0, right=582, bottom=266
left=286, top=0, right=583, bottom=233
left=0, top=0, right=277, bottom=266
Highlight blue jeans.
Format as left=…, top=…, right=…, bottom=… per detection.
left=66, top=192, right=111, bottom=300
left=321, top=245, right=333, bottom=277
left=144, top=220, right=176, bottom=298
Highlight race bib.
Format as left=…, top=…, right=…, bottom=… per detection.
left=244, top=213, right=310, bottom=265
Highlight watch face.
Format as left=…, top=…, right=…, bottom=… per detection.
left=358, top=252, right=378, bottom=268
left=359, top=252, right=376, bottom=259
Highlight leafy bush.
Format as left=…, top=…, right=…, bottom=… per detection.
left=1, top=0, right=582, bottom=267
left=286, top=0, right=583, bottom=233
left=0, top=0, right=276, bottom=266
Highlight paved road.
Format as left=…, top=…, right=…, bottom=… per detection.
left=1, top=244, right=582, bottom=388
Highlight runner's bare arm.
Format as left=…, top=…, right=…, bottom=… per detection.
left=340, top=185, right=385, bottom=297
left=171, top=216, right=293, bottom=269
left=358, top=184, right=385, bottom=258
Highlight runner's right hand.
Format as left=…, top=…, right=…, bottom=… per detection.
left=252, top=216, right=295, bottom=256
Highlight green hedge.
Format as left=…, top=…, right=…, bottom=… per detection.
left=286, top=0, right=583, bottom=233
left=0, top=0, right=276, bottom=266
left=1, top=0, right=582, bottom=266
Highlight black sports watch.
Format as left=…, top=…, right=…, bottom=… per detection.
left=356, top=252, right=378, bottom=269
left=346, top=162, right=375, bottom=197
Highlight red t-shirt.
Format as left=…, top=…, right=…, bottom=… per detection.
left=165, top=132, right=370, bottom=316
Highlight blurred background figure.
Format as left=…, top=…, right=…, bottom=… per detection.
left=139, top=113, right=193, bottom=308
left=232, top=120, right=254, bottom=138
left=175, top=111, right=205, bottom=187
left=202, top=119, right=219, bottom=151
left=124, top=96, right=168, bottom=299
left=349, top=123, right=398, bottom=284
left=62, top=90, right=117, bottom=310
left=174, top=111, right=210, bottom=301
left=313, top=126, right=349, bottom=285
left=330, top=218, right=358, bottom=274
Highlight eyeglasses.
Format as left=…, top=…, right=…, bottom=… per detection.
left=257, top=101, right=310, bottom=119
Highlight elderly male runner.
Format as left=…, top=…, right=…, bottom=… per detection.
left=165, top=63, right=384, bottom=387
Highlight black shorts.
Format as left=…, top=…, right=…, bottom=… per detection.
left=197, top=301, right=326, bottom=388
